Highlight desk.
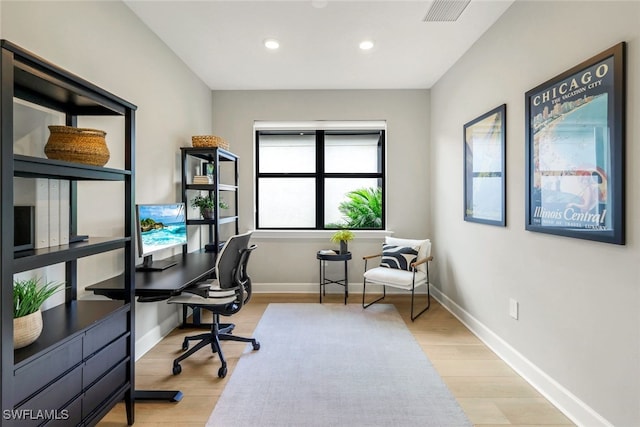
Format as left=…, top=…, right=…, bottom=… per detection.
left=87, top=250, right=217, bottom=402
left=88, top=250, right=216, bottom=301
left=317, top=251, right=351, bottom=304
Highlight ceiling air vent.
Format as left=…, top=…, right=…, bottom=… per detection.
left=423, top=0, right=471, bottom=22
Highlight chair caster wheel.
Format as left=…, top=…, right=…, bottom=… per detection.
left=181, top=340, right=189, bottom=351
left=252, top=341, right=261, bottom=351
left=218, top=366, right=227, bottom=378
left=173, top=364, right=182, bottom=375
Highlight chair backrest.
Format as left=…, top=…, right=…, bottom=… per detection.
left=234, top=242, right=257, bottom=305
left=215, top=231, right=254, bottom=290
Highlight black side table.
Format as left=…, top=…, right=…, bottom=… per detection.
left=317, top=251, right=352, bottom=304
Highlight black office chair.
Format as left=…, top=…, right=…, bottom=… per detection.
left=167, top=231, right=260, bottom=378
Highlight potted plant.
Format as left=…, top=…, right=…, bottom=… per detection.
left=330, top=229, right=355, bottom=254
left=13, top=277, right=64, bottom=349
left=191, top=194, right=229, bottom=219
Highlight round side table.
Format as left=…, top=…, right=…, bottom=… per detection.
left=316, top=251, right=352, bottom=304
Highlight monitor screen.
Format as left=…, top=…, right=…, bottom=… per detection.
left=135, top=203, right=187, bottom=271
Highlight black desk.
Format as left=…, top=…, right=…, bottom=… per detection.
left=88, top=250, right=216, bottom=301
left=87, top=250, right=217, bottom=402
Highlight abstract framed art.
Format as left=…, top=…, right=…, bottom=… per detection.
left=464, top=104, right=506, bottom=226
left=524, top=42, right=626, bottom=244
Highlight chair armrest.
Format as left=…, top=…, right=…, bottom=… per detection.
left=182, top=284, right=211, bottom=298
left=411, top=256, right=433, bottom=268
left=363, top=253, right=382, bottom=271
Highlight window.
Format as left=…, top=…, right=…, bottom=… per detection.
left=255, top=123, right=385, bottom=230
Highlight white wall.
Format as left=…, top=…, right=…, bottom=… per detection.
left=211, top=89, right=430, bottom=289
left=2, top=0, right=213, bottom=356
left=430, top=1, right=639, bottom=425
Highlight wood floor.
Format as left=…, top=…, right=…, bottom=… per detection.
left=99, top=293, right=574, bottom=427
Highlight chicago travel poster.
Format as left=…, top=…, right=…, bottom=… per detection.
left=525, top=43, right=625, bottom=243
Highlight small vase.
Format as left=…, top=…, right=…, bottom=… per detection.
left=201, top=208, right=214, bottom=219
left=340, top=241, right=348, bottom=254
left=14, top=309, right=43, bottom=349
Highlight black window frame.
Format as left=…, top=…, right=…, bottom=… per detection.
left=255, top=128, right=386, bottom=230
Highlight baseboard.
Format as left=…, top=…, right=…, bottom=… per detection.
left=134, top=309, right=180, bottom=361
left=429, top=285, right=612, bottom=427
left=253, top=282, right=319, bottom=293
left=252, top=282, right=428, bottom=294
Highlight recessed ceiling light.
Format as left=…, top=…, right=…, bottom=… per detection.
left=359, top=40, right=374, bottom=51
left=264, top=39, right=280, bottom=50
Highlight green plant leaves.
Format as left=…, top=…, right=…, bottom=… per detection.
left=13, top=277, right=65, bottom=318
left=338, top=187, right=382, bottom=229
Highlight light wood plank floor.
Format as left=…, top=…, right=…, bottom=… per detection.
left=99, top=293, right=574, bottom=426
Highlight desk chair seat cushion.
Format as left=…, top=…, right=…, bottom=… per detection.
left=385, top=237, right=431, bottom=273
left=167, top=279, right=237, bottom=305
left=364, top=267, right=428, bottom=290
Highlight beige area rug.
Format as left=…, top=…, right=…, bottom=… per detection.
left=207, top=303, right=472, bottom=427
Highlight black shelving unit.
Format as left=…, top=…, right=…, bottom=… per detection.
left=1, top=40, right=136, bottom=425
left=180, top=147, right=239, bottom=252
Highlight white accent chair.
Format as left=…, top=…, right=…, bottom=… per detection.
left=362, top=236, right=432, bottom=321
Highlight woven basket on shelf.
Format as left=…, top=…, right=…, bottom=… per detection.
left=191, top=135, right=229, bottom=150
left=44, top=125, right=110, bottom=166
left=14, top=309, right=43, bottom=349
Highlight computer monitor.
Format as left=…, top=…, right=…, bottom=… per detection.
left=135, top=203, right=188, bottom=271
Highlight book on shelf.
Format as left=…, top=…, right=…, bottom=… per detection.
left=34, top=178, right=49, bottom=249
left=48, top=179, right=60, bottom=247
left=59, top=180, right=70, bottom=245
left=193, top=175, right=213, bottom=184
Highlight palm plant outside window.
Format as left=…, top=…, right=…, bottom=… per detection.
left=256, top=127, right=385, bottom=230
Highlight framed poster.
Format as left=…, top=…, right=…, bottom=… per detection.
left=464, top=104, right=506, bottom=226
left=525, top=42, right=626, bottom=244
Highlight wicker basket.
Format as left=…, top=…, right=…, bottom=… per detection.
left=45, top=125, right=110, bottom=166
left=14, top=309, right=43, bottom=349
left=191, top=135, right=229, bottom=150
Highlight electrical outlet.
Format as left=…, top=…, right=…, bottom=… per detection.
left=509, top=298, right=519, bottom=320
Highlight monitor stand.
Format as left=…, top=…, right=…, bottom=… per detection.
left=136, top=255, right=177, bottom=272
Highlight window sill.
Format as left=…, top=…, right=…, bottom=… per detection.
left=252, top=229, right=393, bottom=240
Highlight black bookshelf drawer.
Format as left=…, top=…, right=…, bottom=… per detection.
left=82, top=360, right=127, bottom=419
left=83, top=309, right=127, bottom=358
left=83, top=334, right=127, bottom=388
left=43, top=395, right=82, bottom=427
left=14, top=337, right=83, bottom=405
left=16, top=365, right=82, bottom=427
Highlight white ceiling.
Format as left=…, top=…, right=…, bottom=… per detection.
left=124, top=0, right=514, bottom=90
